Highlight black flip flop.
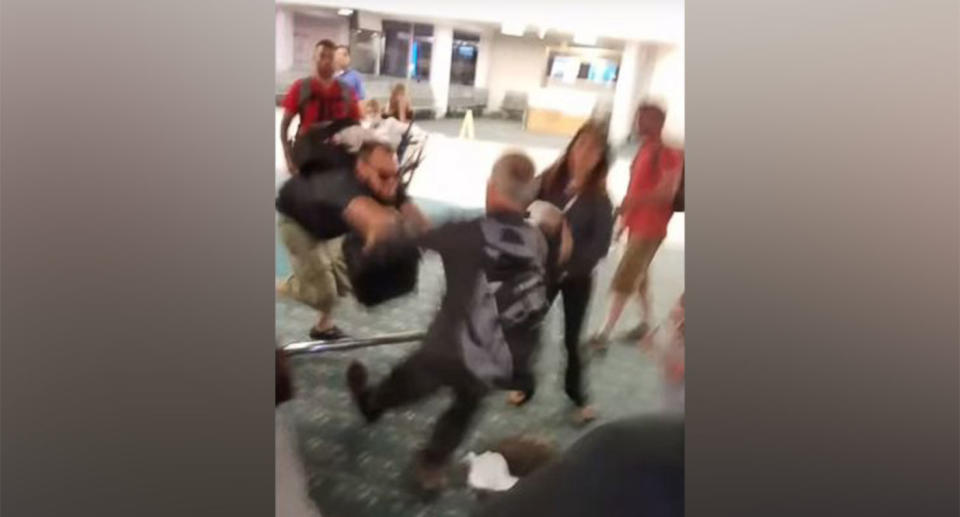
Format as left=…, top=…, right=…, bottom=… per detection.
left=309, top=325, right=348, bottom=341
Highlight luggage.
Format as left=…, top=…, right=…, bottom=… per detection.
left=291, top=121, right=358, bottom=174
left=342, top=232, right=421, bottom=307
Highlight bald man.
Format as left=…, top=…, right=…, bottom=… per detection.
left=345, top=151, right=572, bottom=491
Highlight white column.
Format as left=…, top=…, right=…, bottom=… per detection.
left=608, top=42, right=658, bottom=146
left=430, top=25, right=454, bottom=118
left=275, top=7, right=295, bottom=73
left=474, top=30, right=493, bottom=89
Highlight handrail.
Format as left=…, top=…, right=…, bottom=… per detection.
left=282, top=331, right=426, bottom=356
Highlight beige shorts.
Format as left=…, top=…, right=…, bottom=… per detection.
left=611, top=237, right=663, bottom=294
left=277, top=216, right=351, bottom=313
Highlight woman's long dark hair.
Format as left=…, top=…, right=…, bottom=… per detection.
left=540, top=120, right=612, bottom=200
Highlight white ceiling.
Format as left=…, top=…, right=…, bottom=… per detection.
left=277, top=0, right=684, bottom=46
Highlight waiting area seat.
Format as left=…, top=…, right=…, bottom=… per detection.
left=447, top=84, right=489, bottom=116
left=501, top=91, right=528, bottom=121
left=275, top=71, right=490, bottom=121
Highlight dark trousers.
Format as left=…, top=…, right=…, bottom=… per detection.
left=520, top=274, right=592, bottom=406
left=366, top=351, right=488, bottom=466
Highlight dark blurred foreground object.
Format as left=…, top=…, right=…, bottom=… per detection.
left=276, top=348, right=293, bottom=406
left=494, top=436, right=559, bottom=478
left=672, top=164, right=684, bottom=213
left=292, top=120, right=358, bottom=174
left=342, top=231, right=421, bottom=307
left=475, top=415, right=684, bottom=517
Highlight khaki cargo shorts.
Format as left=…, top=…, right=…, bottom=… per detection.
left=277, top=216, right=352, bottom=312
left=611, top=237, right=663, bottom=295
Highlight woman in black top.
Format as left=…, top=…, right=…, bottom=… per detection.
left=509, top=121, right=614, bottom=423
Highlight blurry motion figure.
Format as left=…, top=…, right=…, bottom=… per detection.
left=279, top=39, right=362, bottom=175
left=386, top=83, right=415, bottom=122
left=276, top=350, right=325, bottom=517
left=508, top=121, right=615, bottom=424
left=591, top=103, right=684, bottom=349
left=345, top=152, right=572, bottom=492
left=276, top=141, right=429, bottom=339
left=334, top=45, right=367, bottom=100
left=475, top=415, right=684, bottom=517
left=638, top=293, right=685, bottom=412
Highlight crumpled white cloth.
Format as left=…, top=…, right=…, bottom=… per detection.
left=332, top=120, right=427, bottom=158
left=464, top=451, right=519, bottom=492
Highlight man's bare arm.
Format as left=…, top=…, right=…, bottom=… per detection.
left=279, top=112, right=297, bottom=174
left=342, top=196, right=401, bottom=249
left=558, top=220, right=574, bottom=267
left=399, top=200, right=431, bottom=234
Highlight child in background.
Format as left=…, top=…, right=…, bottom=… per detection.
left=361, top=99, right=383, bottom=129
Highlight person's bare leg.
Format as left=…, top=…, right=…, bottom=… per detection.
left=638, top=274, right=653, bottom=326
left=591, top=291, right=629, bottom=347
left=624, top=273, right=655, bottom=343
left=313, top=312, right=333, bottom=333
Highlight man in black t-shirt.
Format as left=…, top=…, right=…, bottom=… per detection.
left=345, top=152, right=572, bottom=492
left=276, top=141, right=429, bottom=340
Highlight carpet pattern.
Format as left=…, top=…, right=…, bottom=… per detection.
left=276, top=208, right=684, bottom=516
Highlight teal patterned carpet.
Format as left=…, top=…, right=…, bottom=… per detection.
left=276, top=200, right=684, bottom=517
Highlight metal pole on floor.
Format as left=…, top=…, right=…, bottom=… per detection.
left=282, top=331, right=425, bottom=356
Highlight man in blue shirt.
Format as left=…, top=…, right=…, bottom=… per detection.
left=335, top=45, right=366, bottom=100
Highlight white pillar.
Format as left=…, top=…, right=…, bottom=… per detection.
left=609, top=42, right=658, bottom=146
left=430, top=25, right=454, bottom=118
left=474, top=30, right=493, bottom=89
left=275, top=7, right=295, bottom=73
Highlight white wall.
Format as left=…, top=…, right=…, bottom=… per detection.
left=647, top=45, right=685, bottom=144
left=474, top=30, right=494, bottom=89
left=430, top=26, right=454, bottom=117
left=276, top=8, right=295, bottom=73
left=609, top=43, right=660, bottom=145
left=292, top=13, right=349, bottom=69
left=485, top=34, right=548, bottom=111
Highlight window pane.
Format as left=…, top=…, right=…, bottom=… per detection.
left=451, top=41, right=478, bottom=85
left=349, top=29, right=380, bottom=75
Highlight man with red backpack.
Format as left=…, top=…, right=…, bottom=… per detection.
left=279, top=39, right=362, bottom=175
left=591, top=103, right=684, bottom=349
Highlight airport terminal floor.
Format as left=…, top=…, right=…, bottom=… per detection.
left=276, top=113, right=685, bottom=517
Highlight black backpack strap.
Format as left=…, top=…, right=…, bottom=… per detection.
left=298, top=77, right=314, bottom=113
left=295, top=77, right=314, bottom=135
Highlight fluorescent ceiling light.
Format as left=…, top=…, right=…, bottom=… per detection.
left=337, top=8, right=354, bottom=16
left=573, top=32, right=597, bottom=46
left=501, top=22, right=526, bottom=37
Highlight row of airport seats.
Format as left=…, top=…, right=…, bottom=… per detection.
left=275, top=70, right=489, bottom=120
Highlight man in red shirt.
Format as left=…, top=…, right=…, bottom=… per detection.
left=591, top=104, right=683, bottom=349
left=279, top=39, right=361, bottom=174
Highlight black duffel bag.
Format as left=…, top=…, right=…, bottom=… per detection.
left=342, top=231, right=421, bottom=307
left=291, top=120, right=358, bottom=175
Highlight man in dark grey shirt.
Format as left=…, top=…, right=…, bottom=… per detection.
left=345, top=152, right=571, bottom=491
left=275, top=140, right=429, bottom=339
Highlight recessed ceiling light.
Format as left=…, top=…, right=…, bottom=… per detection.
left=337, top=8, right=354, bottom=16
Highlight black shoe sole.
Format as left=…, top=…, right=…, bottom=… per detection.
left=309, top=326, right=348, bottom=341
left=346, top=362, right=380, bottom=423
